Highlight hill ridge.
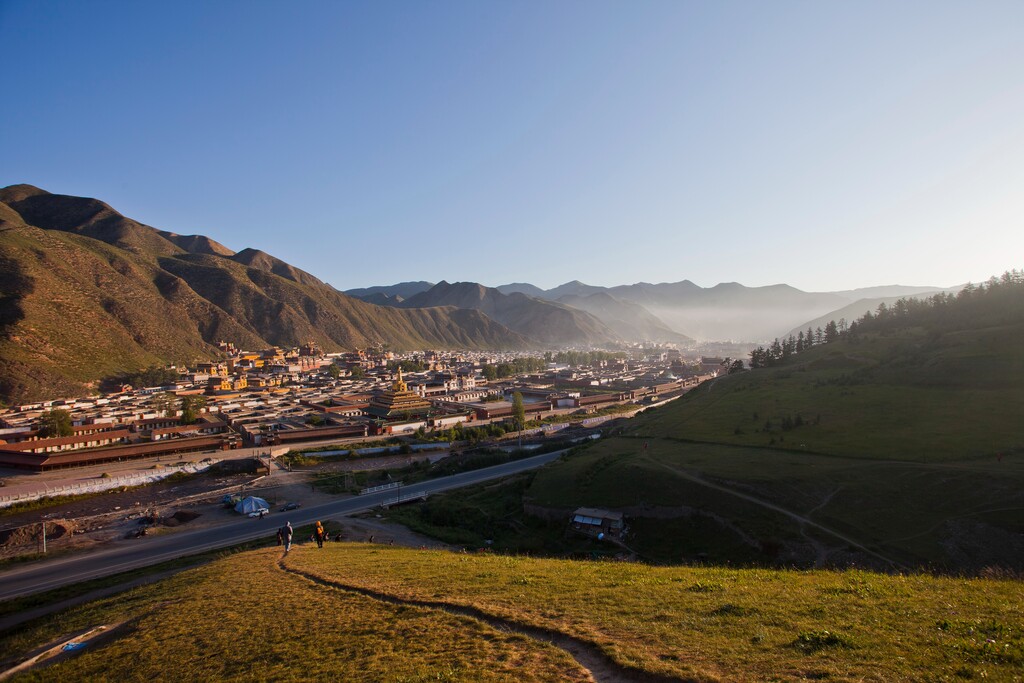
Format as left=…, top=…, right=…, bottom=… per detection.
left=0, top=184, right=534, bottom=403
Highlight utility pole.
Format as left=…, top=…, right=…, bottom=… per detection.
left=41, top=521, right=46, bottom=554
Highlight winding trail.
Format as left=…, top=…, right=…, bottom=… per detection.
left=277, top=557, right=689, bottom=683
left=647, top=458, right=908, bottom=571
left=805, top=486, right=843, bottom=517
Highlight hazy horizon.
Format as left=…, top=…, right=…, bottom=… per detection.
left=2, top=1, right=1022, bottom=292
left=346, top=278, right=964, bottom=296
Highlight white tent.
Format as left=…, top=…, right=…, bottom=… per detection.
left=234, top=496, right=269, bottom=515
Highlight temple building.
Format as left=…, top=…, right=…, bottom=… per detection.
left=366, top=368, right=432, bottom=420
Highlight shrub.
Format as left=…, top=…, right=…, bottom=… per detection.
left=793, top=630, right=855, bottom=652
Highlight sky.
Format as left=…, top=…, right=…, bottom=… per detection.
left=2, top=1, right=1022, bottom=293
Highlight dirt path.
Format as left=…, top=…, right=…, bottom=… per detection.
left=647, top=457, right=906, bottom=571
left=325, top=517, right=452, bottom=549
left=0, top=516, right=449, bottom=635
left=278, top=557, right=686, bottom=683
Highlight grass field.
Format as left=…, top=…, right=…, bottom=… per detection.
left=2, top=544, right=1021, bottom=682
left=512, top=320, right=1024, bottom=570
left=638, top=326, right=1024, bottom=462
left=525, top=439, right=1024, bottom=569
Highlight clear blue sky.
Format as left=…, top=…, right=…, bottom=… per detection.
left=2, top=1, right=1022, bottom=292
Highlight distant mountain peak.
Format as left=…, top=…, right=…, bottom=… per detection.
left=158, top=231, right=235, bottom=257
left=0, top=184, right=51, bottom=203
left=344, top=281, right=435, bottom=300
left=494, top=282, right=546, bottom=298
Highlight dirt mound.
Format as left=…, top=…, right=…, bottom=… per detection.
left=159, top=510, right=201, bottom=527
left=0, top=519, right=76, bottom=548
left=45, top=521, right=74, bottom=539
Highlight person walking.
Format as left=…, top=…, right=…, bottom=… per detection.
left=280, top=521, right=293, bottom=553
left=314, top=521, right=325, bottom=549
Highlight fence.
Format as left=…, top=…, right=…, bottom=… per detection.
left=359, top=481, right=403, bottom=495
left=381, top=490, right=428, bottom=507
left=0, top=459, right=220, bottom=510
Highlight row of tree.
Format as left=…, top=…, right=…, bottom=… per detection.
left=852, top=269, right=1024, bottom=335
left=748, top=319, right=844, bottom=369
left=482, top=357, right=547, bottom=380
left=117, top=365, right=180, bottom=389
left=150, top=393, right=208, bottom=424
left=547, top=350, right=627, bottom=366
left=748, top=269, right=1023, bottom=370
left=386, top=359, right=427, bottom=374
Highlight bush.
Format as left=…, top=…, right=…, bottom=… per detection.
left=793, top=630, right=855, bottom=652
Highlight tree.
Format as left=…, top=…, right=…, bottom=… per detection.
left=38, top=408, right=73, bottom=438
left=179, top=395, right=207, bottom=424
left=326, top=364, right=341, bottom=379
left=824, top=320, right=839, bottom=343
left=349, top=366, right=365, bottom=380
left=152, top=392, right=177, bottom=418
left=512, top=391, right=526, bottom=432
left=482, top=364, right=498, bottom=381
left=728, top=359, right=745, bottom=374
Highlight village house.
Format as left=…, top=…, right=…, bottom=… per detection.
left=570, top=507, right=626, bottom=540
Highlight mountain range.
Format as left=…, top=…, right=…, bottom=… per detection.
left=0, top=183, right=965, bottom=404
left=395, top=281, right=622, bottom=346
left=348, top=280, right=956, bottom=343
left=0, top=185, right=535, bottom=403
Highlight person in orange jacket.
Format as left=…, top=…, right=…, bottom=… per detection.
left=314, top=520, right=325, bottom=548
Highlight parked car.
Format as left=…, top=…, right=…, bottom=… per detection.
left=248, top=508, right=270, bottom=518
left=280, top=502, right=301, bottom=512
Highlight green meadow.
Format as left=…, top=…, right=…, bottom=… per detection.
left=637, top=325, right=1024, bottom=462
left=516, top=313, right=1024, bottom=569
left=2, top=544, right=1021, bottom=682
left=525, top=439, right=1024, bottom=569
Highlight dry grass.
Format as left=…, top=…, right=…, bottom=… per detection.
left=3, top=544, right=1022, bottom=682
left=293, top=545, right=1024, bottom=682
left=2, top=547, right=588, bottom=682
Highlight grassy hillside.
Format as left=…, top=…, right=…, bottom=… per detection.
left=640, top=323, right=1023, bottom=462
left=0, top=186, right=534, bottom=403
left=525, top=439, right=1024, bottom=570
left=519, top=284, right=1024, bottom=570
left=2, top=545, right=1021, bottom=681
left=0, top=220, right=236, bottom=402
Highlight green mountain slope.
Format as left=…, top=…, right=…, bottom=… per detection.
left=0, top=185, right=532, bottom=403
left=525, top=279, right=1024, bottom=570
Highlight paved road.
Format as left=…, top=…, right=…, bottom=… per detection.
left=0, top=450, right=566, bottom=602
